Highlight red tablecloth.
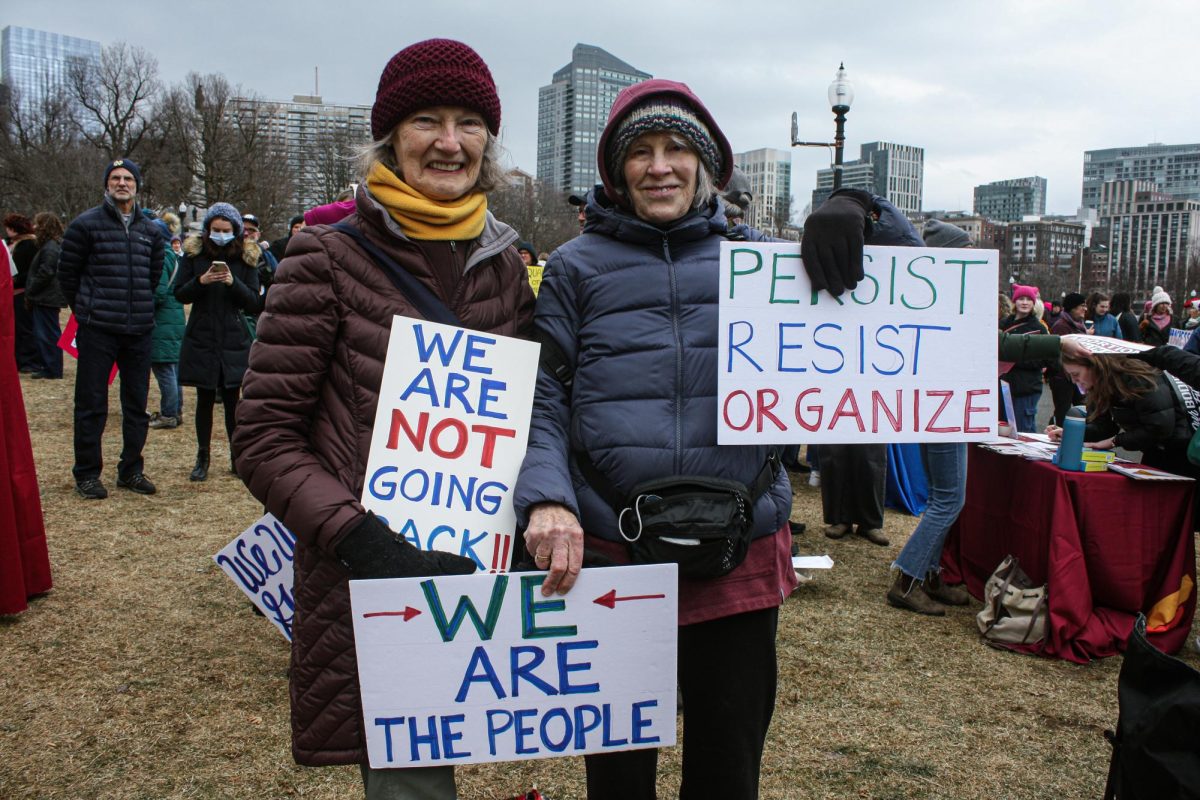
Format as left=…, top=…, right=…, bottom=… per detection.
left=941, top=446, right=1196, bottom=663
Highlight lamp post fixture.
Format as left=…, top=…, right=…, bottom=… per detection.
left=790, top=63, right=854, bottom=196
left=827, top=63, right=854, bottom=190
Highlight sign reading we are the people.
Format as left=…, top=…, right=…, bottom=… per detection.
left=361, top=318, right=540, bottom=572
left=718, top=243, right=999, bottom=444
left=350, top=564, right=678, bottom=768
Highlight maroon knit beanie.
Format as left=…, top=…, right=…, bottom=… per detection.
left=371, top=39, right=501, bottom=140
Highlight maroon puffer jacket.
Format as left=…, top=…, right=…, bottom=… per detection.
left=233, top=187, right=534, bottom=766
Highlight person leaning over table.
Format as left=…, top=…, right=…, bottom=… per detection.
left=512, top=76, right=880, bottom=800
left=1045, top=347, right=1200, bottom=527
left=232, top=39, right=534, bottom=800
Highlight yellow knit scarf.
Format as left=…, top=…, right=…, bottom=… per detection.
left=366, top=162, right=486, bottom=240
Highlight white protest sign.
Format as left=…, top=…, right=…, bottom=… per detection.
left=213, top=513, right=296, bottom=640
left=718, top=242, right=998, bottom=444
left=350, top=564, right=678, bottom=768
left=1169, top=327, right=1192, bottom=349
left=1069, top=334, right=1152, bottom=355
left=362, top=318, right=539, bottom=572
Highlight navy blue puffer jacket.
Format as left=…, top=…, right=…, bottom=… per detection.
left=514, top=192, right=790, bottom=543
left=57, top=197, right=163, bottom=334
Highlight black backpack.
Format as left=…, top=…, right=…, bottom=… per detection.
left=1104, top=615, right=1200, bottom=799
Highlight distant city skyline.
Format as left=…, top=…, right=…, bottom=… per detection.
left=4, top=2, right=1198, bottom=217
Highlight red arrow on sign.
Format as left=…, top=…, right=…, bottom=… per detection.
left=593, top=589, right=667, bottom=609
left=362, top=607, right=422, bottom=621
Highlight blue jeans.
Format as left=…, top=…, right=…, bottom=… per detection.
left=1012, top=392, right=1040, bottom=433
left=893, top=442, right=967, bottom=580
left=152, top=362, right=182, bottom=418
left=31, top=305, right=63, bottom=378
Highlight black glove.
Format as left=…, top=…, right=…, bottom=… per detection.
left=800, top=188, right=873, bottom=296
left=335, top=511, right=477, bottom=579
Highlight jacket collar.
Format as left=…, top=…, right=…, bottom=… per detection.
left=353, top=183, right=519, bottom=273
left=102, top=194, right=141, bottom=224
left=583, top=185, right=728, bottom=248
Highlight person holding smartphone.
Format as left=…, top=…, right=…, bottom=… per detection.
left=174, top=203, right=262, bottom=481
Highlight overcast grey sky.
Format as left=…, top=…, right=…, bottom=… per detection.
left=8, top=0, right=1198, bottom=217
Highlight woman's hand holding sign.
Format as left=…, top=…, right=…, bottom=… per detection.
left=525, top=502, right=584, bottom=597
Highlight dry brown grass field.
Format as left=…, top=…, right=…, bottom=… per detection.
left=3, top=357, right=1198, bottom=799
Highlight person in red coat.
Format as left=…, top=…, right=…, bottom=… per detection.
left=0, top=242, right=52, bottom=614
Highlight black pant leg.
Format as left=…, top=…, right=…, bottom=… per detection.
left=584, top=746, right=659, bottom=800
left=677, top=607, right=778, bottom=800
left=13, top=294, right=41, bottom=371
left=115, top=332, right=153, bottom=479
left=72, top=325, right=119, bottom=481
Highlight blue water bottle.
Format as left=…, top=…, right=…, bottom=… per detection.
left=1055, top=416, right=1085, bottom=471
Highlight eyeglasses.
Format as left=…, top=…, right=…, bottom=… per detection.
left=108, top=176, right=135, bottom=184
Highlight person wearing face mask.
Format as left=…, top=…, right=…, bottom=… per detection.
left=174, top=203, right=262, bottom=481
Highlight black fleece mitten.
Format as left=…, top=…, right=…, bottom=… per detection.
left=800, top=188, right=873, bottom=296
left=335, top=511, right=477, bottom=579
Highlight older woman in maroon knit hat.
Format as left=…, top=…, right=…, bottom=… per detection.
left=233, top=39, right=533, bottom=799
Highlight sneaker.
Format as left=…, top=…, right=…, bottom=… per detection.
left=808, top=470, right=821, bottom=487
left=75, top=478, right=108, bottom=500
left=887, top=572, right=946, bottom=616
left=116, top=473, right=157, bottom=495
left=148, top=413, right=180, bottom=430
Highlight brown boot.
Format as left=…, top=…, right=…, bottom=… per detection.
left=924, top=571, right=971, bottom=606
left=856, top=526, right=889, bottom=546
left=886, top=572, right=946, bottom=616
left=824, top=523, right=850, bottom=539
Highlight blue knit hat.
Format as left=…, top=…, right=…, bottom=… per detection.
left=104, top=158, right=142, bottom=191
left=203, top=203, right=243, bottom=237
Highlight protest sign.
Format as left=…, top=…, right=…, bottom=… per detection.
left=1169, top=327, right=1192, bottom=349
left=350, top=564, right=678, bottom=768
left=58, top=314, right=118, bottom=385
left=718, top=242, right=998, bottom=444
left=361, top=318, right=540, bottom=572
left=213, top=513, right=296, bottom=640
left=1070, top=334, right=1152, bottom=355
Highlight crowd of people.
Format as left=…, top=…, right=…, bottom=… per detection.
left=7, top=35, right=1200, bottom=800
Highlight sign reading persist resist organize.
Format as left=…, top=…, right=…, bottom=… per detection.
left=350, top=564, right=678, bottom=768
left=718, top=242, right=999, bottom=444
left=361, top=318, right=540, bottom=572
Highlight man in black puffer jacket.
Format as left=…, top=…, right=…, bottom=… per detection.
left=57, top=158, right=163, bottom=500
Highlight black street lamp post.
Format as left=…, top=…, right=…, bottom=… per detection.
left=827, top=64, right=854, bottom=190
left=791, top=64, right=855, bottom=194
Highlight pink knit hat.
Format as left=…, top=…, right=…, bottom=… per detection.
left=1011, top=284, right=1038, bottom=302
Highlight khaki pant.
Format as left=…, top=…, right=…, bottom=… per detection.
left=360, top=764, right=456, bottom=799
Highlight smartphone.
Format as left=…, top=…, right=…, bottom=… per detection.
left=209, top=260, right=229, bottom=274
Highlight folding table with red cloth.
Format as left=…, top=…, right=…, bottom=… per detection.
left=0, top=244, right=51, bottom=615
left=940, top=445, right=1196, bottom=663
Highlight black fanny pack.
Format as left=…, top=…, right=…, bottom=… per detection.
left=578, top=451, right=778, bottom=579
left=618, top=475, right=754, bottom=578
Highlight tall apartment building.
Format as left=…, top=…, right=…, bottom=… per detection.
left=537, top=44, right=650, bottom=197
left=1094, top=179, right=1200, bottom=292
left=1, top=25, right=101, bottom=111
left=812, top=141, right=924, bottom=215
left=1082, top=143, right=1200, bottom=210
left=973, top=176, right=1047, bottom=222
left=1007, top=219, right=1086, bottom=279
left=233, top=94, right=371, bottom=210
left=734, top=148, right=792, bottom=233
